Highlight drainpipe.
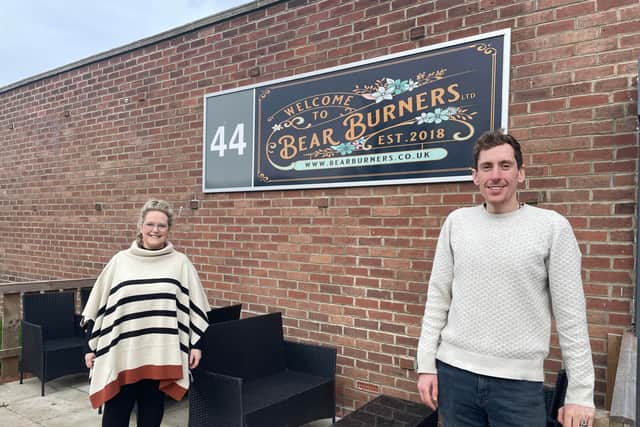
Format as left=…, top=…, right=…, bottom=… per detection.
left=635, top=57, right=639, bottom=427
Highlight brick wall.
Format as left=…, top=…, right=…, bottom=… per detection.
left=1, top=0, right=638, bottom=413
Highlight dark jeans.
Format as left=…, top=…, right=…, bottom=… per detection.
left=437, top=360, right=546, bottom=427
left=102, top=379, right=165, bottom=427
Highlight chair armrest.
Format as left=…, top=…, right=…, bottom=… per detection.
left=73, top=314, right=87, bottom=337
left=546, top=369, right=567, bottom=427
left=22, top=320, right=44, bottom=344
left=21, top=320, right=44, bottom=372
left=284, top=340, right=337, bottom=378
left=188, top=368, right=244, bottom=427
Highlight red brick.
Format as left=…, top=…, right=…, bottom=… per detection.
left=514, top=62, right=553, bottom=78
left=549, top=163, right=592, bottom=177
left=434, top=17, right=464, bottom=33
left=589, top=244, right=633, bottom=256
left=449, top=27, right=481, bottom=40
left=516, top=9, right=554, bottom=27
left=593, top=133, right=637, bottom=147
left=594, top=77, right=631, bottom=92
left=532, top=72, right=573, bottom=88
left=620, top=33, right=640, bottom=48
left=569, top=94, right=610, bottom=108
left=594, top=104, right=625, bottom=120
left=593, top=190, right=635, bottom=205
left=597, top=0, right=637, bottom=11
left=552, top=82, right=592, bottom=97
left=466, top=9, right=498, bottom=25
left=616, top=147, right=639, bottom=160
left=512, top=113, right=552, bottom=127
left=576, top=9, right=618, bottom=28
left=480, top=19, right=515, bottom=34
left=531, top=151, right=571, bottom=165
left=500, top=1, right=535, bottom=18
left=572, top=121, right=614, bottom=136
left=594, top=161, right=636, bottom=174
left=556, top=2, right=596, bottom=19
left=536, top=19, right=575, bottom=36
left=530, top=99, right=567, bottom=113
left=551, top=108, right=592, bottom=124
left=530, top=124, right=571, bottom=139
left=512, top=87, right=552, bottom=102
left=575, top=38, right=619, bottom=55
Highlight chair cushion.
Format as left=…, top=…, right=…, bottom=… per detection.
left=44, top=336, right=86, bottom=352
left=207, top=304, right=242, bottom=324
left=242, top=369, right=332, bottom=414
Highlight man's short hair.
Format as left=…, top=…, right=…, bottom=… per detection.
left=473, top=130, right=523, bottom=169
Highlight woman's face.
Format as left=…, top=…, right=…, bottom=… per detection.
left=140, top=210, right=170, bottom=250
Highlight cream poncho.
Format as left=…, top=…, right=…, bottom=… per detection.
left=81, top=242, right=210, bottom=409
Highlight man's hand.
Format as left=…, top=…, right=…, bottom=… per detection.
left=417, top=373, right=438, bottom=410
left=84, top=352, right=96, bottom=369
left=189, top=348, right=202, bottom=369
left=558, top=404, right=595, bottom=426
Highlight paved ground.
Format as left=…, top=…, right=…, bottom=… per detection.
left=0, top=373, right=189, bottom=426
left=0, top=374, right=333, bottom=426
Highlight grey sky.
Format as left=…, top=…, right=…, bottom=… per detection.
left=0, top=0, right=249, bottom=88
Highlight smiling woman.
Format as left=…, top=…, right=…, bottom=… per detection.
left=137, top=200, right=173, bottom=250
left=80, top=199, right=211, bottom=427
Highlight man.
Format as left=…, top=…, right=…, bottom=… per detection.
left=416, top=130, right=595, bottom=427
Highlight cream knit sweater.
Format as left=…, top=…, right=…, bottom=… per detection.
left=417, top=204, right=594, bottom=407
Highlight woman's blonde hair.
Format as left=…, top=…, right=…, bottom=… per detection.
left=136, top=199, right=174, bottom=245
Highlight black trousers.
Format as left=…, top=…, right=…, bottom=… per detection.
left=102, top=379, right=165, bottom=427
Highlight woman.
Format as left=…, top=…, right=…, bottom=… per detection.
left=81, top=199, right=210, bottom=427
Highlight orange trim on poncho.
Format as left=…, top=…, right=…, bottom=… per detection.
left=89, top=364, right=185, bottom=409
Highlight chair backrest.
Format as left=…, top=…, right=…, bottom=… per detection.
left=80, top=287, right=92, bottom=311
left=200, top=312, right=286, bottom=381
left=207, top=303, right=242, bottom=324
left=546, top=369, right=567, bottom=427
left=23, top=291, right=77, bottom=339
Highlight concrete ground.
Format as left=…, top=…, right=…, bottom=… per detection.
left=0, top=374, right=334, bottom=426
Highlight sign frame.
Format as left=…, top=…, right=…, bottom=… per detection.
left=202, top=29, right=511, bottom=193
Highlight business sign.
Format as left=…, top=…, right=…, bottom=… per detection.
left=203, top=30, right=510, bottom=193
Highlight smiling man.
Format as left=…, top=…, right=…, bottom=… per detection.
left=416, top=130, right=595, bottom=427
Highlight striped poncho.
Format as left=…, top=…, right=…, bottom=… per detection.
left=81, top=242, right=210, bottom=409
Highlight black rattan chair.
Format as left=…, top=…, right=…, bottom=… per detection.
left=80, top=287, right=92, bottom=311
left=189, top=312, right=336, bottom=427
left=545, top=369, right=568, bottom=427
left=206, top=303, right=242, bottom=324
left=20, top=291, right=87, bottom=396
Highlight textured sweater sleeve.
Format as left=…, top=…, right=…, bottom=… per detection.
left=417, top=215, right=454, bottom=373
left=548, top=218, right=595, bottom=407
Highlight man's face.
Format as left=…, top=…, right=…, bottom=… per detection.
left=472, top=144, right=525, bottom=214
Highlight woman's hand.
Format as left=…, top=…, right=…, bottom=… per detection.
left=189, top=349, right=202, bottom=369
left=84, top=352, right=96, bottom=369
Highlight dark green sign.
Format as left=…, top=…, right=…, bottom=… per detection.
left=203, top=30, right=510, bottom=193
